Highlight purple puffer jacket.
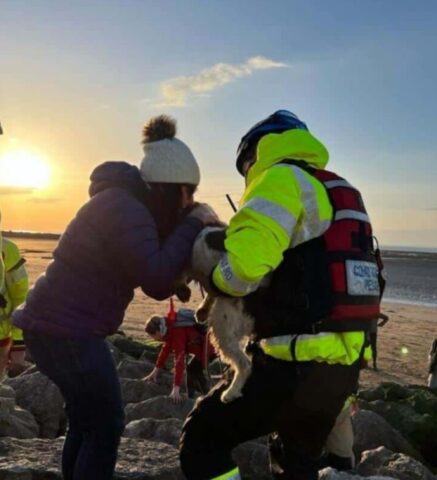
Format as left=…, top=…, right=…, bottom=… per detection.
left=13, top=162, right=203, bottom=338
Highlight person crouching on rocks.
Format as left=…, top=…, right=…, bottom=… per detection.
left=12, top=115, right=219, bottom=480
left=145, top=305, right=216, bottom=403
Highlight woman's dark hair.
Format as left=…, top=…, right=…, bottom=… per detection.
left=145, top=182, right=197, bottom=241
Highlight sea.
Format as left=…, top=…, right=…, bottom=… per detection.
left=382, top=248, right=437, bottom=308
left=4, top=232, right=437, bottom=309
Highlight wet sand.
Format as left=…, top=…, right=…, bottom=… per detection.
left=15, top=238, right=437, bottom=388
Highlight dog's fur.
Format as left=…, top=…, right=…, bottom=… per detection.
left=181, top=226, right=262, bottom=403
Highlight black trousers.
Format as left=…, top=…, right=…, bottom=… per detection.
left=180, top=348, right=360, bottom=480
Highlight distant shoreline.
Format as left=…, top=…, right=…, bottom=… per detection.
left=3, top=230, right=436, bottom=255
left=2, top=230, right=61, bottom=240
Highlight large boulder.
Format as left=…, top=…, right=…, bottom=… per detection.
left=0, top=385, right=39, bottom=439
left=0, top=437, right=184, bottom=479
left=124, top=418, right=183, bottom=447
left=5, top=372, right=66, bottom=438
left=121, top=378, right=169, bottom=404
left=319, top=468, right=397, bottom=479
left=356, top=446, right=437, bottom=480
left=359, top=383, right=437, bottom=466
left=125, top=396, right=194, bottom=423
left=118, top=357, right=155, bottom=379
left=352, top=409, right=422, bottom=461
left=108, top=334, right=160, bottom=363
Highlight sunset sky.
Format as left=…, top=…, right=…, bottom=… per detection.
left=1, top=1, right=437, bottom=248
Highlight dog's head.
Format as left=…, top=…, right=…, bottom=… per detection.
left=191, top=225, right=227, bottom=278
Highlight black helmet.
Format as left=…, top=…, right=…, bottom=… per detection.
left=236, top=110, right=308, bottom=175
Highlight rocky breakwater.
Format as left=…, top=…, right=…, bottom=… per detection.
left=0, top=334, right=436, bottom=479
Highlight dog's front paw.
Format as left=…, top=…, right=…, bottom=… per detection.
left=175, top=284, right=191, bottom=303
left=220, top=387, right=243, bottom=403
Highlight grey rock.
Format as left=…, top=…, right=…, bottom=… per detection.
left=1, top=384, right=39, bottom=439
left=358, top=383, right=437, bottom=466
left=0, top=407, right=39, bottom=439
left=117, top=358, right=155, bottom=379
left=107, top=341, right=125, bottom=365
left=120, top=378, right=169, bottom=404
left=0, top=385, right=16, bottom=401
left=108, top=334, right=160, bottom=364
left=125, top=396, right=194, bottom=423
left=0, top=436, right=184, bottom=479
left=5, top=372, right=66, bottom=438
left=233, top=441, right=270, bottom=480
left=318, top=468, right=397, bottom=479
left=124, top=418, right=182, bottom=447
left=352, top=409, right=422, bottom=461
left=356, top=446, right=437, bottom=480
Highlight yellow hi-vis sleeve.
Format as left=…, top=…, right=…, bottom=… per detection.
left=213, top=165, right=303, bottom=296
left=213, top=163, right=333, bottom=296
left=4, top=239, right=29, bottom=311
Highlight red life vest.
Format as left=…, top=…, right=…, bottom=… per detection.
left=248, top=161, right=385, bottom=337
left=311, top=168, right=384, bottom=331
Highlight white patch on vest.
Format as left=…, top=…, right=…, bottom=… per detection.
left=345, top=260, right=379, bottom=296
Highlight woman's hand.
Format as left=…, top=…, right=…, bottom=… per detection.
left=188, top=203, right=221, bottom=226
left=144, top=367, right=159, bottom=383
left=169, top=385, right=184, bottom=403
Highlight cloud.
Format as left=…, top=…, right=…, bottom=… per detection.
left=156, top=56, right=288, bottom=107
left=0, top=186, right=34, bottom=195
left=26, top=197, right=63, bottom=204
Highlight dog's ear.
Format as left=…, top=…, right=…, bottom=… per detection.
left=205, top=230, right=226, bottom=252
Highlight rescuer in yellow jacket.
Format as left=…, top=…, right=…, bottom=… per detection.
left=180, top=110, right=371, bottom=480
left=0, top=237, right=29, bottom=380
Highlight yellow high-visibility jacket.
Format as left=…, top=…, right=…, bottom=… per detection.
left=0, top=238, right=28, bottom=346
left=213, top=129, right=369, bottom=365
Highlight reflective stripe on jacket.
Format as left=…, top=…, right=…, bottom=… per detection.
left=0, top=239, right=28, bottom=341
left=260, top=332, right=371, bottom=366
left=212, top=129, right=367, bottom=365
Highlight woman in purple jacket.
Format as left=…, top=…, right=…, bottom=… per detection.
left=13, top=116, right=217, bottom=480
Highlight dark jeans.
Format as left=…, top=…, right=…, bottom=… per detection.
left=180, top=347, right=360, bottom=480
left=24, top=331, right=125, bottom=480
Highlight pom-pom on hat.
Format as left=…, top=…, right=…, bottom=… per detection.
left=140, top=115, right=200, bottom=185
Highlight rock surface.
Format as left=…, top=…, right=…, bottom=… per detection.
left=0, top=437, right=184, bottom=479
left=0, top=385, right=39, bottom=440
left=352, top=409, right=422, bottom=461
left=124, top=418, right=183, bottom=447
left=117, top=357, right=156, bottom=380
left=2, top=335, right=437, bottom=480
left=108, top=334, right=160, bottom=363
left=5, top=372, right=66, bottom=438
left=120, top=378, right=169, bottom=404
left=359, top=383, right=437, bottom=466
left=319, top=468, right=397, bottom=479
left=125, top=396, right=194, bottom=423
left=356, top=446, right=437, bottom=480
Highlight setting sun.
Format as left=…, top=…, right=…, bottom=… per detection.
left=0, top=150, right=51, bottom=189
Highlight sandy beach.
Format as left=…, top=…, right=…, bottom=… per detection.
left=14, top=237, right=437, bottom=389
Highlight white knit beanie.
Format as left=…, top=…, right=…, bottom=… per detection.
left=140, top=115, right=200, bottom=185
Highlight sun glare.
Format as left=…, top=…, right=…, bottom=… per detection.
left=0, top=151, right=51, bottom=189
